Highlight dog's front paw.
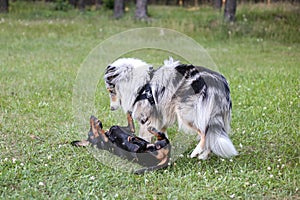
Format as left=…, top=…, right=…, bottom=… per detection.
left=190, top=142, right=204, bottom=158
left=71, top=140, right=90, bottom=147
left=190, top=144, right=210, bottom=160
left=197, top=149, right=210, bottom=160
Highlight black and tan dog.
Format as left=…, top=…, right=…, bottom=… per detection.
left=72, top=112, right=170, bottom=174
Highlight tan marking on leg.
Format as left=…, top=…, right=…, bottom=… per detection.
left=186, top=123, right=206, bottom=149
left=100, top=129, right=108, bottom=142
left=91, top=119, right=100, bottom=138
left=93, top=127, right=99, bottom=138
left=126, top=111, right=135, bottom=133
left=185, top=122, right=206, bottom=150
left=197, top=129, right=206, bottom=151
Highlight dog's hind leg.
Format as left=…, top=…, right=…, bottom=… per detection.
left=190, top=130, right=210, bottom=160
left=197, top=146, right=211, bottom=160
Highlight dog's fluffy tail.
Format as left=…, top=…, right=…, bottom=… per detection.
left=206, top=123, right=238, bottom=158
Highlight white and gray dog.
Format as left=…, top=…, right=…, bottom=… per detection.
left=104, top=57, right=238, bottom=159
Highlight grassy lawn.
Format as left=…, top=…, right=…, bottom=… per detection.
left=0, top=2, right=299, bottom=199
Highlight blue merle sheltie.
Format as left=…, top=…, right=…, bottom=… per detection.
left=104, top=57, right=238, bottom=160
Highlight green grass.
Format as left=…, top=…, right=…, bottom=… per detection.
left=1, top=2, right=299, bottom=199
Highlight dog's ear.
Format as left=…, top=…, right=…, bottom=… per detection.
left=90, top=115, right=96, bottom=127
left=104, top=65, right=120, bottom=85
left=105, top=65, right=116, bottom=73
left=98, top=120, right=103, bottom=129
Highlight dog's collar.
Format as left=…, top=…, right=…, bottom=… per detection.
left=133, top=83, right=155, bottom=106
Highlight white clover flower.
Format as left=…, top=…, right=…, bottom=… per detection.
left=239, top=143, right=243, bottom=148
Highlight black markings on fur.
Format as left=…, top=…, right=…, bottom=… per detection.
left=154, top=86, right=165, bottom=102
left=104, top=65, right=119, bottom=86
left=105, top=65, right=116, bottom=74
left=133, top=83, right=155, bottom=105
left=175, top=64, right=194, bottom=78
left=220, top=75, right=231, bottom=109
left=224, top=82, right=231, bottom=101
left=220, top=75, right=230, bottom=94
left=175, top=64, right=207, bottom=95
left=98, top=121, right=103, bottom=129
left=205, top=125, right=209, bottom=135
left=190, top=68, right=198, bottom=77
left=106, top=74, right=119, bottom=83
left=191, top=77, right=206, bottom=94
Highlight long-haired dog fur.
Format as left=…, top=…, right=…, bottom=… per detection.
left=104, top=57, right=238, bottom=159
